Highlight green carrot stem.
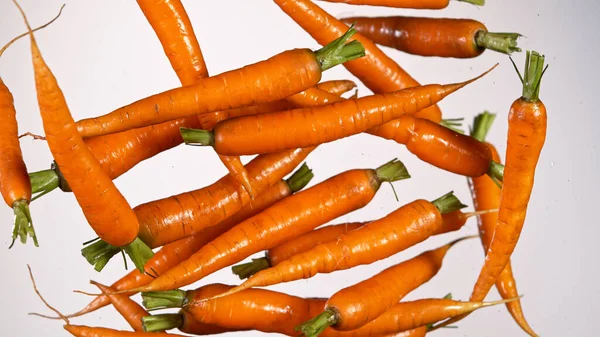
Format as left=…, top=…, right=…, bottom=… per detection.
left=519, top=50, right=546, bottom=102
left=470, top=111, right=496, bottom=142
left=142, top=313, right=183, bottom=332
left=286, top=163, right=314, bottom=193
left=28, top=169, right=59, bottom=201
left=81, top=237, right=153, bottom=273
left=315, top=26, right=365, bottom=71
left=142, top=289, right=187, bottom=310
left=10, top=200, right=37, bottom=248
left=375, top=158, right=411, bottom=184
left=180, top=128, right=214, bottom=146
left=231, top=257, right=271, bottom=280
left=431, top=191, right=468, bottom=214
left=456, top=0, right=485, bottom=5
left=488, top=161, right=504, bottom=183
left=295, top=308, right=338, bottom=337
left=475, top=31, right=521, bottom=55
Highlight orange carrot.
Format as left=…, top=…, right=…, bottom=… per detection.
left=74, top=28, right=364, bottom=138
left=90, top=281, right=148, bottom=332
left=315, top=0, right=483, bottom=8
left=274, top=0, right=441, bottom=121
left=180, top=68, right=493, bottom=155
left=131, top=159, right=409, bottom=292
left=68, top=163, right=312, bottom=316
left=296, top=237, right=468, bottom=335
left=342, top=16, right=520, bottom=58
left=316, top=80, right=356, bottom=95
left=15, top=1, right=152, bottom=272
left=81, top=150, right=312, bottom=272
left=210, top=192, right=465, bottom=298
left=466, top=112, right=538, bottom=336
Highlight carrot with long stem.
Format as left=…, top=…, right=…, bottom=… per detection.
left=74, top=28, right=364, bottom=138
left=342, top=16, right=520, bottom=58
left=296, top=237, right=471, bottom=336
left=209, top=192, right=466, bottom=299
left=467, top=111, right=538, bottom=336
left=81, top=150, right=312, bottom=272
left=232, top=207, right=496, bottom=279
left=316, top=0, right=483, bottom=9
left=63, top=164, right=313, bottom=317
left=126, top=159, right=410, bottom=292
left=0, top=10, right=65, bottom=247
left=273, top=0, right=441, bottom=122
left=180, top=67, right=494, bottom=156
left=15, top=1, right=152, bottom=272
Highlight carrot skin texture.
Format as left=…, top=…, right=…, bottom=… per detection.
left=344, top=17, right=486, bottom=58
left=317, top=0, right=450, bottom=9
left=64, top=325, right=186, bottom=337
left=316, top=80, right=356, bottom=95
left=72, top=177, right=302, bottom=316
left=211, top=79, right=473, bottom=156
left=139, top=165, right=394, bottom=291
left=136, top=147, right=313, bottom=248
left=199, top=100, right=296, bottom=130
left=25, top=21, right=138, bottom=247
left=75, top=49, right=323, bottom=137
left=0, top=79, right=31, bottom=207
left=91, top=282, right=147, bottom=332
left=274, top=0, right=441, bottom=121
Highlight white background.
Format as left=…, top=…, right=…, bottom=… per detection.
left=0, top=0, right=598, bottom=336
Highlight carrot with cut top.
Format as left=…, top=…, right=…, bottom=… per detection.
left=342, top=16, right=520, bottom=58
left=0, top=9, right=65, bottom=247
left=316, top=0, right=483, bottom=9
left=468, top=111, right=538, bottom=336
left=180, top=67, right=493, bottom=156
left=282, top=86, right=502, bottom=179
left=129, top=159, right=409, bottom=292
left=81, top=150, right=313, bottom=273
left=232, top=207, right=495, bottom=279
left=74, top=28, right=364, bottom=138
left=274, top=0, right=441, bottom=122
left=15, top=1, right=152, bottom=272
left=209, top=192, right=466, bottom=299
left=296, top=237, right=470, bottom=336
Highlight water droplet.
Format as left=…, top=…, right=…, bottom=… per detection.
left=550, top=161, right=555, bottom=167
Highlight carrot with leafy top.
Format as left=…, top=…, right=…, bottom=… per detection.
left=316, top=0, right=483, bottom=9
left=209, top=192, right=465, bottom=299
left=466, top=111, right=538, bottom=337
left=74, top=28, right=364, bottom=138
left=180, top=68, right=493, bottom=155
left=0, top=8, right=65, bottom=247
left=296, top=237, right=469, bottom=336
left=129, top=159, right=410, bottom=292
left=274, top=0, right=441, bottom=122
left=81, top=149, right=313, bottom=272
left=342, top=16, right=520, bottom=58
left=15, top=0, right=152, bottom=272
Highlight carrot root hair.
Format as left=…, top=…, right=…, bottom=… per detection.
left=26, top=264, right=70, bottom=324
left=141, top=289, right=187, bottom=310
left=142, top=313, right=183, bottom=332
left=295, top=308, right=337, bottom=337
left=475, top=31, right=521, bottom=55
left=231, top=256, right=271, bottom=280
left=18, top=132, right=46, bottom=140
left=10, top=200, right=37, bottom=248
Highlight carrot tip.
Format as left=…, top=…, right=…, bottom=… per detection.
left=142, top=313, right=183, bottom=332
left=10, top=200, right=38, bottom=248
left=141, top=289, right=186, bottom=310
left=475, top=31, right=521, bottom=55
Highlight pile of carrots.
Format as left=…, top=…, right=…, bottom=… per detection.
left=1, top=0, right=547, bottom=336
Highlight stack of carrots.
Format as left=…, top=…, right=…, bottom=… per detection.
left=1, top=0, right=547, bottom=336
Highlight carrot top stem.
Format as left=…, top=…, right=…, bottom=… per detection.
left=475, top=31, right=521, bottom=55
left=295, top=308, right=337, bottom=337
left=457, top=0, right=486, bottom=5
left=375, top=158, right=410, bottom=183
left=180, top=128, right=212, bottom=146
left=81, top=237, right=153, bottom=273
left=142, top=313, right=183, bottom=332
left=517, top=50, right=546, bottom=102
left=231, top=256, right=270, bottom=279
left=440, top=118, right=465, bottom=134
left=141, top=289, right=187, bottom=310
left=488, top=161, right=505, bottom=183
left=10, top=200, right=37, bottom=248
left=29, top=169, right=60, bottom=201
left=314, top=26, right=365, bottom=71
left=470, top=111, right=496, bottom=142
left=286, top=163, right=314, bottom=193
left=431, top=191, right=467, bottom=214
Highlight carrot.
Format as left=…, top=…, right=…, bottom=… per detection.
left=67, top=163, right=312, bottom=316
left=81, top=151, right=312, bottom=271
left=273, top=0, right=441, bottom=122
left=209, top=192, right=466, bottom=299
left=281, top=85, right=502, bottom=179
left=90, top=281, right=148, bottom=332
left=315, top=0, right=483, bottom=9
left=232, top=207, right=495, bottom=279
left=180, top=68, right=493, bottom=156
left=316, top=80, right=356, bottom=95
left=232, top=222, right=366, bottom=279
left=74, top=28, right=364, bottom=138
left=130, top=159, right=409, bottom=292
left=296, top=237, right=469, bottom=335
left=14, top=1, right=153, bottom=272
left=342, top=16, right=520, bottom=58
left=465, top=111, right=538, bottom=336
